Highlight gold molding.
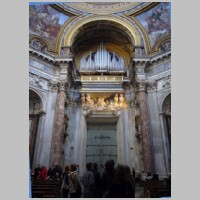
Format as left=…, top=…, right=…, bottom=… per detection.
left=62, top=15, right=141, bottom=47
left=130, top=17, right=152, bottom=55
left=55, top=16, right=79, bottom=54
left=130, top=2, right=160, bottom=17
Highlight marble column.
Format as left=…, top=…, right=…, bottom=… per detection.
left=50, top=81, right=66, bottom=166
left=137, top=82, right=153, bottom=173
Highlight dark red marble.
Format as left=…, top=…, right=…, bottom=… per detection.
left=50, top=90, right=65, bottom=166
left=138, top=90, right=153, bottom=173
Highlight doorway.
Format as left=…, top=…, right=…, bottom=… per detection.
left=86, top=122, right=117, bottom=173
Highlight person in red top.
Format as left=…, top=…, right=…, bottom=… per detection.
left=37, top=166, right=48, bottom=180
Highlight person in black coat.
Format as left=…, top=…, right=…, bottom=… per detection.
left=92, top=163, right=103, bottom=197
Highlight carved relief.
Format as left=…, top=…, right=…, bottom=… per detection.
left=29, top=73, right=49, bottom=90
left=81, top=93, right=127, bottom=115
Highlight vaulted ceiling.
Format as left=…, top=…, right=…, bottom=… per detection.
left=71, top=20, right=133, bottom=54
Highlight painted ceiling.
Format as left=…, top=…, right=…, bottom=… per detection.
left=29, top=2, right=171, bottom=55
left=29, top=4, right=69, bottom=50
left=136, top=2, right=171, bottom=49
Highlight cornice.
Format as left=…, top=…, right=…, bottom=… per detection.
left=133, top=50, right=171, bottom=65
left=29, top=47, right=72, bottom=66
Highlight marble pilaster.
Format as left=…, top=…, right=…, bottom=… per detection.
left=137, top=82, right=153, bottom=173
left=50, top=82, right=66, bottom=166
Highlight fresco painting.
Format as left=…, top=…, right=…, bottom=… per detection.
left=136, top=2, right=171, bottom=49
left=29, top=4, right=69, bottom=49
left=32, top=40, right=47, bottom=52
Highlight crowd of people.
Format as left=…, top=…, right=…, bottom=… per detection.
left=31, top=159, right=136, bottom=198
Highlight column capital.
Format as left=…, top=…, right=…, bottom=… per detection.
left=48, top=81, right=58, bottom=92
left=58, top=81, right=68, bottom=91
left=147, top=81, right=157, bottom=93
left=136, top=81, right=148, bottom=92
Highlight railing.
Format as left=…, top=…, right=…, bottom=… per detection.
left=81, top=75, right=123, bottom=82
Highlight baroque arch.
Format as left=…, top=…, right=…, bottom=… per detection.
left=60, top=15, right=142, bottom=52
left=158, top=91, right=171, bottom=114
left=29, top=88, right=47, bottom=113
left=162, top=94, right=171, bottom=154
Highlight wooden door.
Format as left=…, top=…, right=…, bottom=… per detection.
left=86, top=123, right=117, bottom=173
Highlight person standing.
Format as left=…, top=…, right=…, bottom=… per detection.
left=102, top=160, right=116, bottom=197
left=81, top=163, right=96, bottom=198
left=61, top=165, right=70, bottom=198
left=92, top=163, right=103, bottom=197
left=68, top=164, right=82, bottom=198
left=124, top=165, right=135, bottom=198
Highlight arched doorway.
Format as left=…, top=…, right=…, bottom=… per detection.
left=29, top=90, right=43, bottom=168
left=162, top=94, right=171, bottom=151
left=162, top=94, right=171, bottom=172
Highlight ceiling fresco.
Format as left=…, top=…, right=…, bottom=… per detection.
left=29, top=4, right=69, bottom=50
left=136, top=2, right=171, bottom=49
left=29, top=2, right=171, bottom=55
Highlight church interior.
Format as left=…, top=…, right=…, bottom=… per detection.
left=29, top=2, right=171, bottom=198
